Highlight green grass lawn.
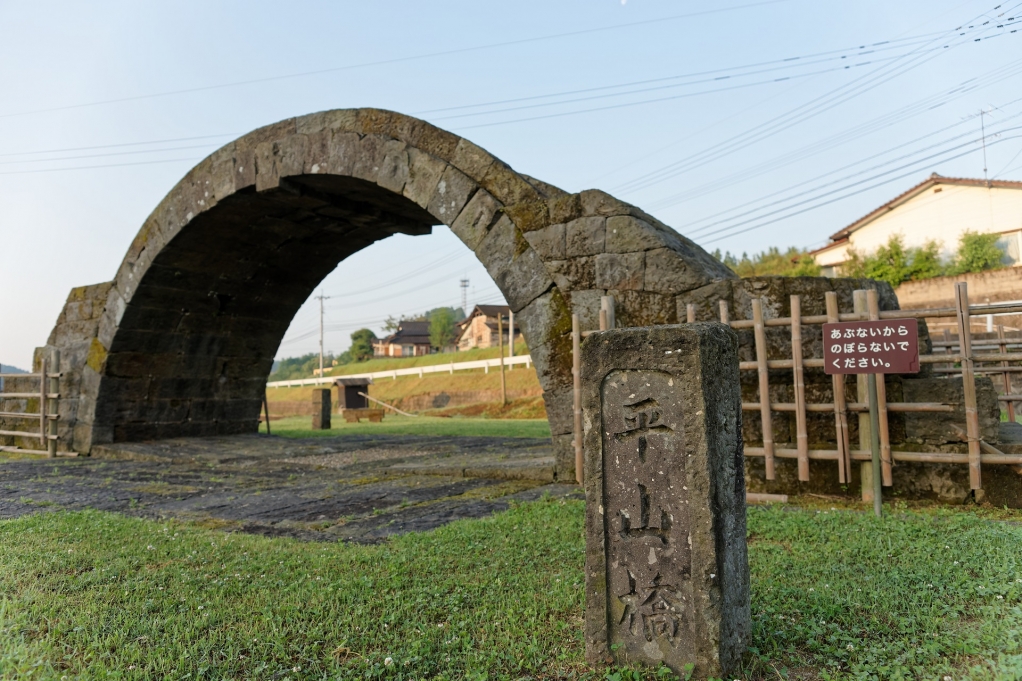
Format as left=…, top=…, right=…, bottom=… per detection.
left=261, top=414, right=551, bottom=439
left=324, top=342, right=531, bottom=378
left=5, top=501, right=1022, bottom=679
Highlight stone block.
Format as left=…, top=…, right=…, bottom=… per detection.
left=294, top=109, right=358, bottom=135
left=479, top=160, right=542, bottom=206
left=596, top=252, right=645, bottom=291
left=568, top=289, right=606, bottom=331
left=610, top=290, right=678, bottom=328
left=579, top=189, right=635, bottom=218
left=903, top=376, right=1000, bottom=444
left=549, top=192, right=584, bottom=224
left=606, top=215, right=668, bottom=254
left=448, top=189, right=500, bottom=250
left=375, top=139, right=410, bottom=194
left=276, top=135, right=309, bottom=178
left=451, top=137, right=496, bottom=180
left=523, top=222, right=565, bottom=260
left=254, top=141, right=279, bottom=192
left=475, top=216, right=554, bottom=313
left=547, top=257, right=597, bottom=292
left=542, top=384, right=575, bottom=436
left=325, top=131, right=360, bottom=177
left=566, top=216, right=606, bottom=257
left=403, top=148, right=447, bottom=210
left=350, top=134, right=387, bottom=184
left=428, top=165, right=476, bottom=225
left=645, top=248, right=719, bottom=295
left=581, top=324, right=749, bottom=678
left=514, top=289, right=573, bottom=392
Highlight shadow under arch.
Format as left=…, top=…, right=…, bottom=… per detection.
left=46, top=108, right=735, bottom=477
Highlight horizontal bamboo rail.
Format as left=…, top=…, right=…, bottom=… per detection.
left=741, top=401, right=954, bottom=413
left=0, top=393, right=60, bottom=399
left=0, top=429, right=57, bottom=440
left=728, top=302, right=1022, bottom=329
left=0, top=373, right=59, bottom=379
left=744, top=447, right=1022, bottom=464
left=0, top=411, right=58, bottom=419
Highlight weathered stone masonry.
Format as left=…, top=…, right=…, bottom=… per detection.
left=27, top=108, right=990, bottom=483
left=33, top=109, right=738, bottom=477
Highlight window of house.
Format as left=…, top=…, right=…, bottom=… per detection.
left=996, top=230, right=1022, bottom=266
left=402, top=345, right=414, bottom=356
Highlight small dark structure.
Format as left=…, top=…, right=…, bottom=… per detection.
left=311, top=389, right=331, bottom=430
left=335, top=378, right=372, bottom=411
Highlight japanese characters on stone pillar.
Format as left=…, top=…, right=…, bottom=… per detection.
left=581, top=324, right=749, bottom=678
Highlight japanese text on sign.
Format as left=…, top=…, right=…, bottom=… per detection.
left=822, top=319, right=919, bottom=375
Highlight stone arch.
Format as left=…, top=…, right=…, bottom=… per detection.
left=45, top=108, right=735, bottom=476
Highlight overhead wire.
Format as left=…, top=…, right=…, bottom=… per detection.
left=0, top=0, right=788, bottom=121
left=608, top=3, right=1022, bottom=196
left=697, top=131, right=1022, bottom=245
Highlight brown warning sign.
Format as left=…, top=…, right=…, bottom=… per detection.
left=823, top=319, right=920, bottom=375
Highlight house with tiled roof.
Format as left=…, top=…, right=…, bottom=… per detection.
left=811, top=174, right=1022, bottom=276
left=372, top=320, right=432, bottom=357
left=455, top=305, right=519, bottom=351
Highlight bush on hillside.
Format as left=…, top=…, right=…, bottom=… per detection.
left=948, top=230, right=1005, bottom=275
left=713, top=247, right=821, bottom=277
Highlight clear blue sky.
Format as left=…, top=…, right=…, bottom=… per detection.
left=3, top=0, right=1021, bottom=368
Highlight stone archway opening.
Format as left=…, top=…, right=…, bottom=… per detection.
left=40, top=108, right=737, bottom=478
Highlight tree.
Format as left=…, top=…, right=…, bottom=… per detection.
left=949, top=231, right=1004, bottom=275
left=714, top=246, right=820, bottom=277
left=843, top=235, right=946, bottom=287
left=349, top=328, right=377, bottom=362
left=428, top=307, right=457, bottom=351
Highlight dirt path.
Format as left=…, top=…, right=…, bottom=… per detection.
left=0, top=433, right=579, bottom=542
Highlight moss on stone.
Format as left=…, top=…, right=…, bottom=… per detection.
left=85, top=338, right=107, bottom=374
left=504, top=201, right=550, bottom=233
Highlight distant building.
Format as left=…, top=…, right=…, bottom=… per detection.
left=456, top=305, right=520, bottom=351
left=811, top=174, right=1022, bottom=276
left=373, top=321, right=432, bottom=357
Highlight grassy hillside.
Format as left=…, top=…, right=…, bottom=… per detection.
left=268, top=341, right=545, bottom=419
left=260, top=414, right=550, bottom=438
left=325, top=340, right=529, bottom=377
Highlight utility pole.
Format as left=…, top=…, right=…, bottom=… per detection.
left=498, top=313, right=507, bottom=406
left=315, top=293, right=331, bottom=377
left=459, top=278, right=469, bottom=314
left=980, top=108, right=990, bottom=183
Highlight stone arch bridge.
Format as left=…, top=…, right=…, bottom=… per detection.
left=33, top=108, right=882, bottom=477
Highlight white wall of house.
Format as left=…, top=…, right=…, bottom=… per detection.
left=816, top=183, right=1022, bottom=272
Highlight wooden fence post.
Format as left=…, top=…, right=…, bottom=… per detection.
left=47, top=350, right=59, bottom=457
left=39, top=356, right=48, bottom=454
left=825, top=292, right=850, bottom=484
left=719, top=300, right=729, bottom=325
left=572, top=313, right=583, bottom=485
left=866, top=289, right=893, bottom=487
left=498, top=314, right=507, bottom=406
left=955, top=282, right=982, bottom=491
left=790, top=295, right=809, bottom=481
left=999, top=325, right=1016, bottom=423
left=752, top=298, right=775, bottom=480
left=853, top=290, right=874, bottom=502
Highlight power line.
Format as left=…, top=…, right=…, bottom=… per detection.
left=697, top=131, right=1022, bottom=246
left=0, top=1, right=788, bottom=121
left=608, top=3, right=1021, bottom=196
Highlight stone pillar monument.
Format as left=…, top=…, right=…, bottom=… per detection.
left=581, top=324, right=749, bottom=678
left=311, top=389, right=331, bottom=430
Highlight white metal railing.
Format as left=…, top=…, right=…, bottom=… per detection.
left=267, top=354, right=533, bottom=388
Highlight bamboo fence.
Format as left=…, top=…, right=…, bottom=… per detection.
left=571, top=285, right=1022, bottom=491
left=0, top=350, right=61, bottom=457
